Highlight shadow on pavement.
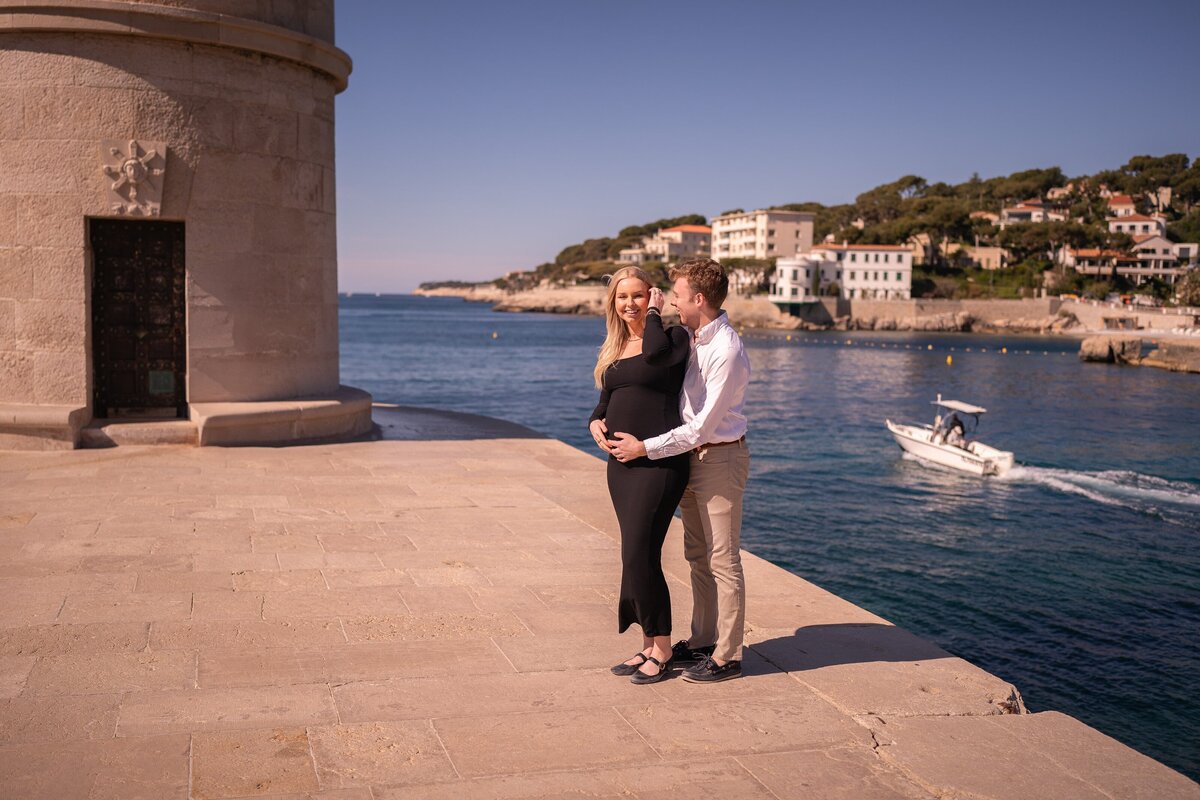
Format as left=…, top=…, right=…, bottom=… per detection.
left=750, top=623, right=951, bottom=672
left=373, top=404, right=548, bottom=441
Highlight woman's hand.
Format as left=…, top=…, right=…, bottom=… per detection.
left=648, top=287, right=665, bottom=311
left=589, top=419, right=612, bottom=453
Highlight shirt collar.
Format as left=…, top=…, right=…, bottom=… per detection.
left=693, top=310, right=730, bottom=345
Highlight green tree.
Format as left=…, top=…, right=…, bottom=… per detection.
left=1120, top=153, right=1190, bottom=195
left=1176, top=269, right=1200, bottom=306
left=1168, top=209, right=1200, bottom=242
left=1172, top=169, right=1200, bottom=213
left=998, top=221, right=1104, bottom=264
left=556, top=238, right=613, bottom=266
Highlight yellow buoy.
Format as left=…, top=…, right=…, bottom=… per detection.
left=927, top=344, right=933, bottom=350
left=946, top=354, right=953, bottom=365
left=491, top=331, right=499, bottom=339
left=1001, top=347, right=1007, bottom=354
left=786, top=335, right=792, bottom=341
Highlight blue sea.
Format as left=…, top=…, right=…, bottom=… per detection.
left=340, top=294, right=1200, bottom=779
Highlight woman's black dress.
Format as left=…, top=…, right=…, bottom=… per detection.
left=589, top=314, right=690, bottom=637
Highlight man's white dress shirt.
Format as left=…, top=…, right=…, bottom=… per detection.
left=644, top=310, right=750, bottom=460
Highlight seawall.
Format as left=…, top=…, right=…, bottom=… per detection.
left=0, top=405, right=1196, bottom=797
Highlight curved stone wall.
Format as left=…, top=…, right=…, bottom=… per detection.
left=0, top=1, right=366, bottom=446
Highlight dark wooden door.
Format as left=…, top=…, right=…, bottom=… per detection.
left=90, top=219, right=187, bottom=419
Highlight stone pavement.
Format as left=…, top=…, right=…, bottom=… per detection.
left=0, top=407, right=1196, bottom=799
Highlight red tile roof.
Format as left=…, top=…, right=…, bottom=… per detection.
left=1107, top=194, right=1135, bottom=206
left=661, top=225, right=712, bottom=234
left=813, top=244, right=910, bottom=252
left=1072, top=248, right=1136, bottom=259
left=1109, top=214, right=1160, bottom=223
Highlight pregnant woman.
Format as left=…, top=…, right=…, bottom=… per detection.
left=588, top=266, right=690, bottom=685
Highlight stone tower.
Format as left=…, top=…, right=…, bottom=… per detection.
left=0, top=0, right=372, bottom=448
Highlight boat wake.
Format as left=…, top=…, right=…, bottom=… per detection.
left=1002, top=466, right=1200, bottom=523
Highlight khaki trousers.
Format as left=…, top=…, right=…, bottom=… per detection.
left=680, top=439, right=749, bottom=663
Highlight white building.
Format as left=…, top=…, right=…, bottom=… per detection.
left=999, top=200, right=1067, bottom=228
left=1106, top=194, right=1137, bottom=217
left=1108, top=214, right=1167, bottom=238
left=618, top=224, right=711, bottom=264
left=1129, top=235, right=1200, bottom=282
left=711, top=209, right=814, bottom=260
left=644, top=224, right=711, bottom=261
left=769, top=244, right=912, bottom=305
left=616, top=246, right=648, bottom=264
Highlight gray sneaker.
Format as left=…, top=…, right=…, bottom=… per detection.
left=681, top=655, right=742, bottom=683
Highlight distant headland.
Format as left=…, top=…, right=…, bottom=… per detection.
left=417, top=154, right=1200, bottom=321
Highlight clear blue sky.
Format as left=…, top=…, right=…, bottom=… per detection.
left=333, top=0, right=1200, bottom=293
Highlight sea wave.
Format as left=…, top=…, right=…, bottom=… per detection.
left=1002, top=466, right=1200, bottom=522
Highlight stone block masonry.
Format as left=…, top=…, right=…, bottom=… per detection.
left=0, top=1, right=368, bottom=448
left=0, top=406, right=1195, bottom=798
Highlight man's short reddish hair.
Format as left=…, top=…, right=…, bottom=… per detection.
left=669, top=258, right=729, bottom=308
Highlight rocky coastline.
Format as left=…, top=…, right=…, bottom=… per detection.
left=412, top=287, right=1199, bottom=366
left=836, top=310, right=1081, bottom=335
left=1079, top=335, right=1200, bottom=374
left=413, top=284, right=803, bottom=329
left=413, top=284, right=1098, bottom=335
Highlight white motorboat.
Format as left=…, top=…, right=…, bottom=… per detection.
left=886, top=395, right=1015, bottom=477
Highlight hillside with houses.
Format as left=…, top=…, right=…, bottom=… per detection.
left=420, top=154, right=1200, bottom=311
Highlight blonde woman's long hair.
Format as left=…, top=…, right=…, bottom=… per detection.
left=593, top=266, right=654, bottom=389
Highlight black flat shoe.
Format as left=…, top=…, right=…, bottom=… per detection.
left=630, top=654, right=672, bottom=685
left=610, top=652, right=649, bottom=676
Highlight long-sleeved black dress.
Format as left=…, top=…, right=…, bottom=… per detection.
left=589, top=313, right=690, bottom=637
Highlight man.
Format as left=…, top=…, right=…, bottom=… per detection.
left=610, top=258, right=751, bottom=683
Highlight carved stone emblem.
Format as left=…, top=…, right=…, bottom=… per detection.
left=101, top=139, right=167, bottom=216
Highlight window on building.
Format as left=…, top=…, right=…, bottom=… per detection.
left=883, top=254, right=889, bottom=263
left=790, top=287, right=798, bottom=297
left=850, top=271, right=856, bottom=280
left=873, top=271, right=879, bottom=280
left=837, top=252, right=843, bottom=261
left=850, top=253, right=857, bottom=262
left=805, top=269, right=810, bottom=278
left=895, top=272, right=902, bottom=281
left=768, top=229, right=775, bottom=236
left=837, top=270, right=842, bottom=279
left=791, top=269, right=798, bottom=281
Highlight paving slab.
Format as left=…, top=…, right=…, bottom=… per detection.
left=191, top=727, right=320, bottom=799
left=380, top=758, right=778, bottom=800
left=0, top=406, right=1195, bottom=797
left=870, top=712, right=1200, bottom=800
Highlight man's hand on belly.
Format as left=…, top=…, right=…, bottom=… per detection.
left=610, top=433, right=647, bottom=463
